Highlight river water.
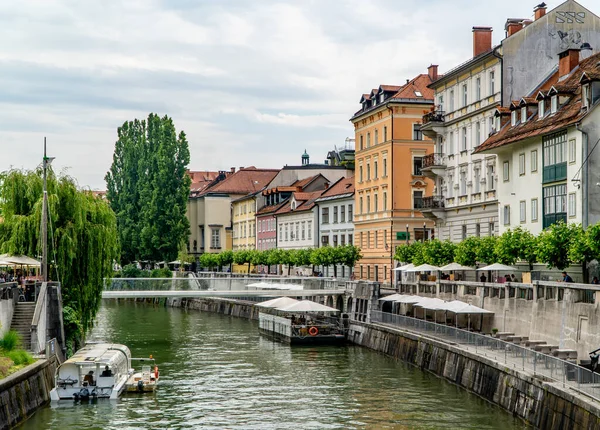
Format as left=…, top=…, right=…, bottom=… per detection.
left=21, top=301, right=527, bottom=429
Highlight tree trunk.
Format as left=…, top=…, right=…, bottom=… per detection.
left=247, top=262, right=251, bottom=274
left=333, top=264, right=337, bottom=278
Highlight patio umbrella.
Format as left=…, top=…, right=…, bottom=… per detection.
left=277, top=300, right=340, bottom=313
left=256, top=297, right=300, bottom=308
left=477, top=263, right=516, bottom=271
left=405, top=264, right=440, bottom=272
left=440, top=263, right=475, bottom=271
left=378, top=293, right=407, bottom=302
left=393, top=263, right=414, bottom=271
left=0, top=254, right=41, bottom=267
left=393, top=295, right=424, bottom=304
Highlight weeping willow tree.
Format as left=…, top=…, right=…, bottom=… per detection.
left=0, top=168, right=119, bottom=353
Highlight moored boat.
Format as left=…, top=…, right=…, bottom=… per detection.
left=125, top=357, right=160, bottom=393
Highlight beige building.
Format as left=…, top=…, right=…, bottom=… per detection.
left=232, top=192, right=261, bottom=251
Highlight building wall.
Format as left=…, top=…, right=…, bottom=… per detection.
left=582, top=108, right=600, bottom=226
left=276, top=211, right=317, bottom=250
left=186, top=197, right=205, bottom=254
left=353, top=103, right=435, bottom=283
left=317, top=195, right=355, bottom=247
left=232, top=197, right=257, bottom=251
left=256, top=214, right=277, bottom=251
left=268, top=167, right=353, bottom=189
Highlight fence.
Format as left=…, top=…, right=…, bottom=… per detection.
left=371, top=310, right=600, bottom=402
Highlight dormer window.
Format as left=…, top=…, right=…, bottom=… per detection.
left=511, top=110, right=517, bottom=126
left=495, top=115, right=500, bottom=130
left=415, top=90, right=422, bottom=97
left=539, top=100, right=545, bottom=118
left=291, top=201, right=296, bottom=210
left=372, top=97, right=377, bottom=106
left=379, top=93, right=385, bottom=103
left=583, top=84, right=591, bottom=108
left=521, top=106, right=527, bottom=123
left=551, top=95, right=558, bottom=113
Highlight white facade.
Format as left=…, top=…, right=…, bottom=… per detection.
left=317, top=195, right=354, bottom=248
left=421, top=55, right=501, bottom=240
left=276, top=210, right=318, bottom=250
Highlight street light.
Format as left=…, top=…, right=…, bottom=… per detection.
left=406, top=224, right=409, bottom=245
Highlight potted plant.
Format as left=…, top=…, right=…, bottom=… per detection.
left=491, top=328, right=499, bottom=337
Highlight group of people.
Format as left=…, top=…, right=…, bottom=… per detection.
left=0, top=270, right=24, bottom=284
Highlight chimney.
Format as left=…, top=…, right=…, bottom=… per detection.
left=534, top=2, right=547, bottom=20
left=472, top=27, right=493, bottom=57
left=505, top=19, right=523, bottom=37
left=230, top=167, right=236, bottom=173
left=559, top=48, right=580, bottom=78
left=427, top=64, right=439, bottom=81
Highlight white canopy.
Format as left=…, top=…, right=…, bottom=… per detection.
left=0, top=254, right=41, bottom=267
left=405, top=264, right=440, bottom=273
left=477, top=263, right=516, bottom=271
left=256, top=297, right=300, bottom=308
left=393, top=295, right=424, bottom=304
left=452, top=303, right=494, bottom=314
left=277, top=300, right=340, bottom=313
left=440, top=262, right=475, bottom=271
left=378, top=293, right=407, bottom=302
left=168, top=260, right=182, bottom=265
left=412, top=297, right=447, bottom=310
left=393, top=263, right=414, bottom=272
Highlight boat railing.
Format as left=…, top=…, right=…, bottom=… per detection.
left=290, top=316, right=344, bottom=337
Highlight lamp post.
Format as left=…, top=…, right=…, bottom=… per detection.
left=406, top=224, right=409, bottom=245
left=423, top=222, right=427, bottom=242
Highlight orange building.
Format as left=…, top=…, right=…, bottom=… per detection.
left=350, top=66, right=437, bottom=284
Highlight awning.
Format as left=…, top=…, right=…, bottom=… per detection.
left=405, top=264, right=440, bottom=272
left=256, top=297, right=300, bottom=308
left=477, top=263, right=516, bottom=271
left=393, top=263, right=414, bottom=272
left=412, top=297, right=448, bottom=310
left=440, top=263, right=475, bottom=271
left=451, top=303, right=494, bottom=314
left=378, top=293, right=407, bottom=302
left=393, top=295, right=424, bottom=304
left=277, top=300, right=340, bottom=313
left=0, top=254, right=41, bottom=267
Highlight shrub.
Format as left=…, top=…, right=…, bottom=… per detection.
left=0, top=330, right=21, bottom=352
left=7, top=350, right=34, bottom=366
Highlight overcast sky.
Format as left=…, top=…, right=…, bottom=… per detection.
left=1, top=0, right=596, bottom=190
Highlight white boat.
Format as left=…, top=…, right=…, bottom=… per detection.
left=125, top=358, right=160, bottom=393
left=50, top=343, right=133, bottom=401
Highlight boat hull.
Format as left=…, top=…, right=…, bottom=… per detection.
left=259, top=327, right=346, bottom=345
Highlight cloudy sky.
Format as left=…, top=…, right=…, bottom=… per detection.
left=1, top=0, right=596, bottom=190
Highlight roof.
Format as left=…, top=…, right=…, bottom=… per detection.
left=429, top=48, right=498, bottom=88
left=317, top=176, right=354, bottom=200
left=256, top=201, right=287, bottom=216
left=202, top=167, right=279, bottom=196
left=475, top=52, right=600, bottom=154
left=188, top=170, right=222, bottom=194
left=275, top=189, right=326, bottom=216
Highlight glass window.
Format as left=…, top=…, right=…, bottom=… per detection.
left=520, top=201, right=526, bottom=223
left=383, top=126, right=387, bottom=142
left=543, top=184, right=567, bottom=228
left=476, top=223, right=481, bottom=237
left=519, top=153, right=525, bottom=176
left=211, top=228, right=221, bottom=249
left=521, top=106, right=527, bottom=123
left=374, top=160, right=378, bottom=179
left=450, top=90, right=455, bottom=111
left=474, top=167, right=481, bottom=193
left=531, top=150, right=538, bottom=172
left=322, top=207, right=329, bottom=224
left=333, top=234, right=338, bottom=247
left=461, top=127, right=467, bottom=151
left=475, top=122, right=481, bottom=147
left=367, top=132, right=371, bottom=147
left=539, top=100, right=545, bottom=118
left=348, top=204, right=353, bottom=221
left=487, top=165, right=495, bottom=191
left=367, top=163, right=371, bottom=180
left=374, top=194, right=378, bottom=212
left=383, top=158, right=387, bottom=177
left=462, top=84, right=468, bottom=106
left=340, top=205, right=345, bottom=223
left=503, top=161, right=510, bottom=182
left=366, top=195, right=370, bottom=213
left=307, top=221, right=312, bottom=239
left=341, top=234, right=346, bottom=246
left=503, top=205, right=510, bottom=225
left=489, top=222, right=495, bottom=236
left=359, top=165, right=363, bottom=182
left=569, top=139, right=576, bottom=164
left=475, top=77, right=481, bottom=100
left=359, top=197, right=363, bottom=214
left=413, top=191, right=423, bottom=209
left=383, top=191, right=387, bottom=210
left=511, top=110, right=517, bottom=126
left=413, top=157, right=423, bottom=175
left=532, top=198, right=538, bottom=221
left=360, top=135, right=364, bottom=150
left=460, top=171, right=467, bottom=196
left=489, top=71, right=495, bottom=95
left=333, top=206, right=338, bottom=223
left=348, top=233, right=353, bottom=245
left=301, top=222, right=306, bottom=240
left=461, top=225, right=467, bottom=240
left=374, top=129, right=379, bottom=145
left=413, top=124, right=423, bottom=141
left=449, top=132, right=455, bottom=155
left=551, top=95, right=558, bottom=113
left=569, top=193, right=576, bottom=217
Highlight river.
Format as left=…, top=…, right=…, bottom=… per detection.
left=21, top=301, right=527, bottom=429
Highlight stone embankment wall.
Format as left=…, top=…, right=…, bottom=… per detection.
left=349, top=321, right=600, bottom=430
left=0, top=357, right=57, bottom=430
left=167, top=297, right=260, bottom=320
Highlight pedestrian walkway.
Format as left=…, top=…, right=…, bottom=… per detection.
left=371, top=311, right=600, bottom=402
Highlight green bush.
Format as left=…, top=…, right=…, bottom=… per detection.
left=0, top=331, right=21, bottom=352
left=150, top=268, right=171, bottom=278
left=7, top=349, right=34, bottom=366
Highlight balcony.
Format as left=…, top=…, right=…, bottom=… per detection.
left=421, top=153, right=446, bottom=179
left=420, top=109, right=445, bottom=139
left=420, top=195, right=446, bottom=220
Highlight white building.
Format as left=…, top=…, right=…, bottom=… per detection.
left=275, top=190, right=324, bottom=250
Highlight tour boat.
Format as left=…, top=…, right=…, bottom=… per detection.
left=125, top=357, right=160, bottom=393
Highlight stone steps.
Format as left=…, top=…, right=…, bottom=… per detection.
left=10, top=302, right=36, bottom=351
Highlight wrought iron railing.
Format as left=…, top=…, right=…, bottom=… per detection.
left=422, top=110, right=445, bottom=124
left=422, top=153, right=445, bottom=168
left=421, top=195, right=445, bottom=209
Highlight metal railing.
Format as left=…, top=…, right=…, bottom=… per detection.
left=422, top=153, right=445, bottom=168
left=371, top=310, right=600, bottom=402
left=421, top=195, right=445, bottom=209
left=422, top=110, right=445, bottom=124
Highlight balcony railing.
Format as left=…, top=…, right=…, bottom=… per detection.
left=422, top=153, right=445, bottom=169
left=421, top=195, right=445, bottom=209
left=422, top=110, right=445, bottom=124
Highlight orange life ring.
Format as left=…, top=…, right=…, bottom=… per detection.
left=308, top=326, right=319, bottom=336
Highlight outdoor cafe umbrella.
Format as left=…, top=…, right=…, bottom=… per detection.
left=277, top=300, right=340, bottom=313
left=405, top=264, right=440, bottom=272
left=477, top=263, right=516, bottom=272
left=412, top=297, right=447, bottom=323
left=255, top=297, right=300, bottom=308
left=378, top=293, right=407, bottom=302
left=0, top=254, right=41, bottom=267
left=446, top=301, right=494, bottom=331
left=393, top=263, right=414, bottom=271
left=440, top=263, right=475, bottom=271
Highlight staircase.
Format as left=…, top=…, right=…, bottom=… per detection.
left=10, top=302, right=35, bottom=351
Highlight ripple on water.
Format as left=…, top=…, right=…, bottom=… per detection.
left=20, top=303, right=529, bottom=430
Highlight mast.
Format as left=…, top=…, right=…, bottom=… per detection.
left=42, top=138, right=48, bottom=282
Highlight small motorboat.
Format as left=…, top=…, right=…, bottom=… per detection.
left=125, top=357, right=159, bottom=393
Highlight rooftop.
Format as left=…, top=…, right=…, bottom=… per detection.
left=202, top=167, right=279, bottom=196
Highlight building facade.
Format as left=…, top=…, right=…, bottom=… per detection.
left=420, top=27, right=501, bottom=240
left=351, top=69, right=436, bottom=284
left=275, top=190, right=324, bottom=251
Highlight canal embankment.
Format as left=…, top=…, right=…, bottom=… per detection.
left=0, top=356, right=58, bottom=430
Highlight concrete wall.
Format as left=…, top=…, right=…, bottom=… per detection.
left=348, top=320, right=600, bottom=429
left=0, top=299, right=14, bottom=337
left=0, top=357, right=58, bottom=430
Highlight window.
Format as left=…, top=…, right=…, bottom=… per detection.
left=449, top=132, right=455, bottom=155
left=322, top=207, right=329, bottom=224
left=374, top=231, right=378, bottom=248
left=367, top=132, right=371, bottom=147
left=279, top=226, right=283, bottom=241
left=374, top=194, right=378, bottom=212
left=322, top=235, right=329, bottom=246
left=475, top=122, right=481, bottom=147
left=532, top=198, right=538, bottom=221
left=285, top=224, right=288, bottom=241
left=413, top=124, right=423, bottom=140
left=307, top=221, right=312, bottom=239
left=413, top=191, right=423, bottom=208
left=359, top=197, right=363, bottom=214
left=383, top=191, right=387, bottom=210
left=348, top=233, right=353, bottom=245
left=462, top=84, right=468, bottom=107
left=450, top=90, right=454, bottom=111
left=348, top=204, right=353, bottom=221
left=383, top=158, right=387, bottom=177
left=375, top=129, right=379, bottom=145
left=489, top=71, right=495, bottom=95
left=511, top=110, right=517, bottom=126
left=521, top=106, right=527, bottom=123
left=476, top=223, right=481, bottom=237
left=333, top=234, right=338, bottom=247
left=341, top=234, right=346, bottom=246
left=461, top=225, right=467, bottom=240
left=489, top=222, right=495, bottom=236
left=539, top=100, right=545, bottom=118
left=333, top=206, right=338, bottom=223
left=448, top=174, right=454, bottom=198
left=367, top=163, right=371, bottom=180
left=569, top=193, right=576, bottom=217
left=503, top=205, right=511, bottom=225
left=340, top=205, right=345, bottom=222
left=359, top=166, right=363, bottom=182
left=461, top=127, right=467, bottom=151
left=366, top=195, right=370, bottom=213
left=374, top=160, right=378, bottom=179
left=383, top=126, right=387, bottom=142
left=569, top=139, right=576, bottom=164
left=520, top=201, right=526, bottom=223
left=474, top=167, right=481, bottom=193
left=211, top=228, right=221, bottom=249
left=301, top=222, right=306, bottom=240
left=379, top=93, right=384, bottom=103
left=460, top=171, right=466, bottom=196
left=519, top=153, right=525, bottom=176
left=475, top=77, right=481, bottom=100
left=543, top=131, right=567, bottom=183
left=583, top=84, right=591, bottom=108
left=531, top=150, right=538, bottom=172
left=295, top=223, right=299, bottom=241
left=360, top=135, right=364, bottom=150
left=543, top=184, right=567, bottom=228
left=495, top=115, right=500, bottom=131
left=367, top=231, right=371, bottom=248
left=413, top=156, right=423, bottom=175
left=551, top=95, right=558, bottom=113
left=487, top=165, right=495, bottom=191
left=503, top=161, right=510, bottom=182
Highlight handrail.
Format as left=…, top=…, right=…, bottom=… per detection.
left=30, top=282, right=48, bottom=353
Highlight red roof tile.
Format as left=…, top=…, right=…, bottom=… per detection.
left=390, top=74, right=434, bottom=101
left=203, top=167, right=279, bottom=196
left=275, top=189, right=326, bottom=216
left=318, top=176, right=354, bottom=198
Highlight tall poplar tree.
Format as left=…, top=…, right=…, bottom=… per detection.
left=105, top=114, right=191, bottom=263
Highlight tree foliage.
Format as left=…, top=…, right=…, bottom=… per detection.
left=475, top=236, right=498, bottom=265
left=105, top=113, right=191, bottom=264
left=495, top=227, right=538, bottom=269
left=454, top=237, right=480, bottom=267
left=0, top=169, right=119, bottom=353
left=536, top=221, right=579, bottom=270
left=421, top=239, right=456, bottom=267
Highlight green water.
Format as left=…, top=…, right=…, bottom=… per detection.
left=21, top=301, right=527, bottom=429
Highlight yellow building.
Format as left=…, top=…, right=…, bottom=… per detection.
left=232, top=193, right=259, bottom=251
left=350, top=67, right=437, bottom=284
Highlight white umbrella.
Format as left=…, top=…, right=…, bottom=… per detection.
left=277, top=300, right=340, bottom=313
left=393, top=263, right=414, bottom=272
left=168, top=260, right=182, bottom=265
left=452, top=304, right=494, bottom=314
left=394, top=295, right=424, bottom=304
left=0, top=254, right=40, bottom=267
left=378, top=293, right=407, bottom=302
left=256, top=297, right=300, bottom=308
left=412, top=297, right=447, bottom=310
left=405, top=264, right=440, bottom=272
left=477, top=263, right=516, bottom=271
left=440, top=263, right=475, bottom=271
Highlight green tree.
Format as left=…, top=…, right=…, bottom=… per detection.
left=338, top=245, right=362, bottom=276
left=219, top=250, right=234, bottom=272
left=454, top=237, right=480, bottom=267
left=421, top=239, right=455, bottom=267
left=495, top=227, right=538, bottom=270
left=105, top=113, right=191, bottom=264
left=198, top=253, right=218, bottom=270
left=476, top=236, right=498, bottom=264
left=394, top=244, right=415, bottom=264
left=536, top=221, right=578, bottom=271
left=0, top=169, right=119, bottom=354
